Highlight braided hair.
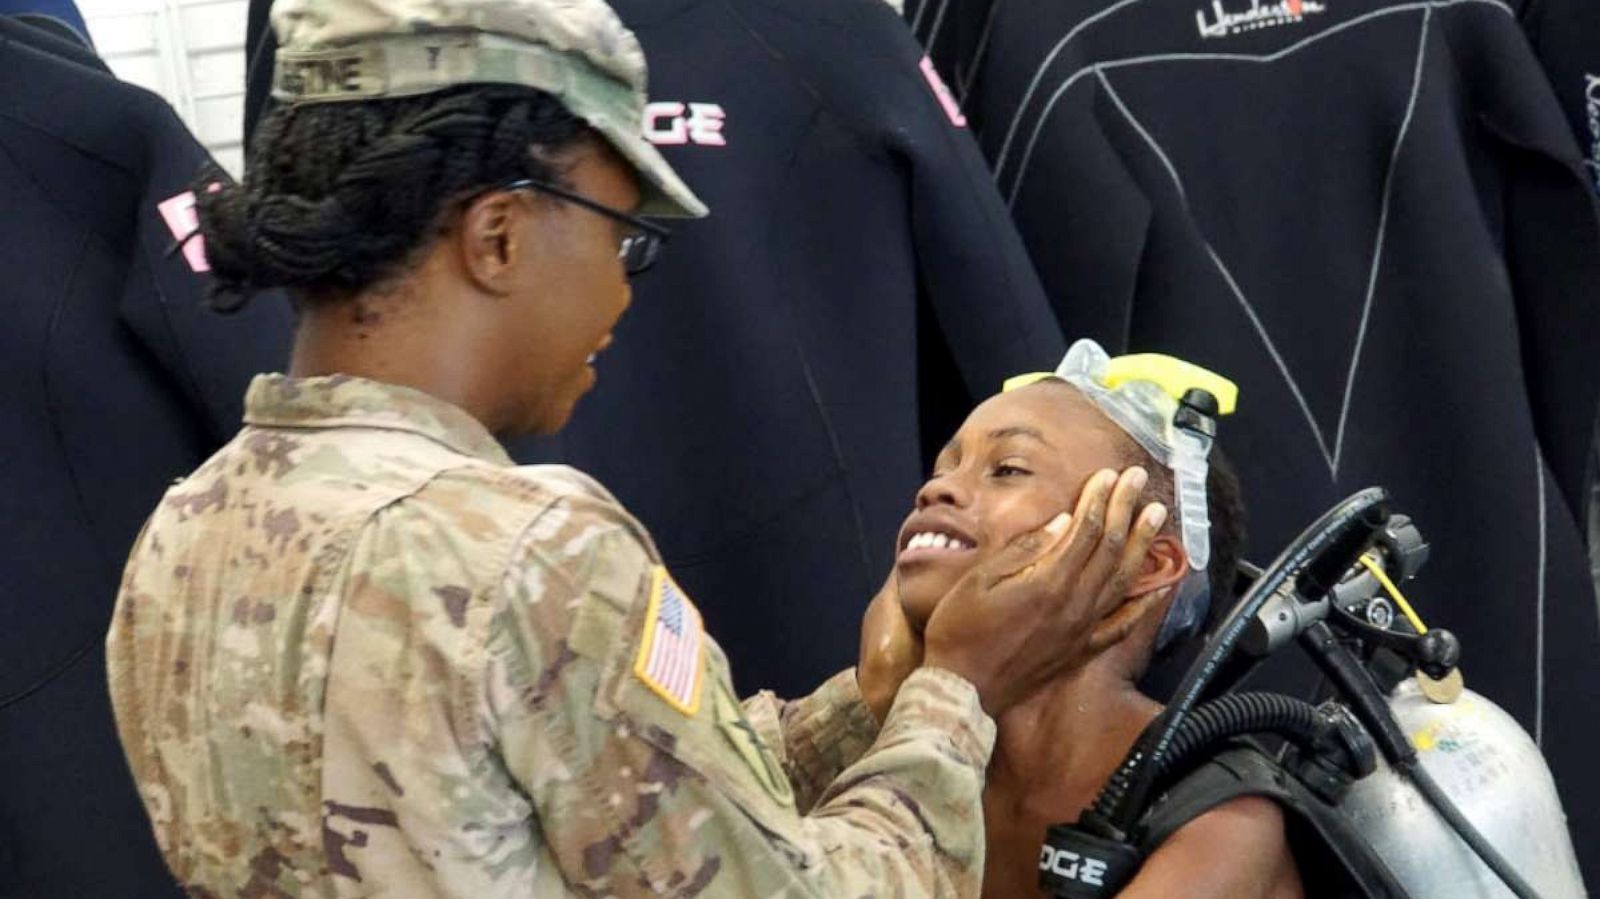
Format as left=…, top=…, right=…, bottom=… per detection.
left=196, top=86, right=587, bottom=311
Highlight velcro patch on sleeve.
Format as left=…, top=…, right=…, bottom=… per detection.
left=633, top=567, right=705, bottom=716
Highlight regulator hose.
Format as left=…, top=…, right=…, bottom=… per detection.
left=1083, top=488, right=1392, bottom=837
left=1155, top=692, right=1323, bottom=781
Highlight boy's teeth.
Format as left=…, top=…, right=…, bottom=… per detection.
left=905, top=531, right=975, bottom=552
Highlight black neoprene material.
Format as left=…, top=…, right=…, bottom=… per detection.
left=0, top=36, right=292, bottom=898
left=1518, top=0, right=1600, bottom=198
left=1136, top=744, right=1406, bottom=899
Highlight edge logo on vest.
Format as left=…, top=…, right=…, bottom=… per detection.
left=1039, top=846, right=1110, bottom=887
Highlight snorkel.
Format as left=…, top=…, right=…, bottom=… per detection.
left=1004, top=339, right=1239, bottom=651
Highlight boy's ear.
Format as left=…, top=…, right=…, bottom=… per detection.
left=1130, top=533, right=1188, bottom=600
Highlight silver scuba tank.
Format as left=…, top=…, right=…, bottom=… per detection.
left=1339, top=678, right=1587, bottom=898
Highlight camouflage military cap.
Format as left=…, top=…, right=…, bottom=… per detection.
left=269, top=0, right=707, bottom=218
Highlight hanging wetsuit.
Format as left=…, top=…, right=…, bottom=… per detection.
left=0, top=33, right=291, bottom=898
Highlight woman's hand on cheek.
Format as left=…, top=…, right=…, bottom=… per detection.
left=858, top=571, right=924, bottom=724
left=921, top=466, right=1168, bottom=717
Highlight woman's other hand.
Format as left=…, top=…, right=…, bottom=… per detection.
left=858, top=571, right=923, bottom=723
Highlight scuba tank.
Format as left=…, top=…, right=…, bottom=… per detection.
left=1038, top=488, right=1588, bottom=899
left=1341, top=679, right=1586, bottom=899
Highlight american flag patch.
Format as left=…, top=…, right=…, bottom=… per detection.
left=633, top=567, right=705, bottom=715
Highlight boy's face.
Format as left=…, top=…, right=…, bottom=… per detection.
left=894, top=382, right=1136, bottom=630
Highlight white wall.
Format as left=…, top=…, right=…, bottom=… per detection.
left=76, top=0, right=249, bottom=175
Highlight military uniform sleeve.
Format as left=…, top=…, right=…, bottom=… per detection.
left=486, top=497, right=996, bottom=897
left=741, top=669, right=881, bottom=814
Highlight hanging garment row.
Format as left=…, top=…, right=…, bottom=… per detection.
left=905, top=0, right=1600, bottom=888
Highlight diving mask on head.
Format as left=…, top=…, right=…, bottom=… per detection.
left=1004, top=339, right=1238, bottom=650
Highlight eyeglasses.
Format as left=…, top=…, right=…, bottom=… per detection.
left=500, top=178, right=671, bottom=276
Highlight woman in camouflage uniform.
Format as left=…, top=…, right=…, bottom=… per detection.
left=105, top=0, right=1166, bottom=895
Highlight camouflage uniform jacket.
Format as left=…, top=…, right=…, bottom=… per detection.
left=107, top=374, right=996, bottom=898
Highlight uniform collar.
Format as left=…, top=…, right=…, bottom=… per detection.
left=243, top=373, right=514, bottom=466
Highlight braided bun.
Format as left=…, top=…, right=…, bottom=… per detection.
left=195, top=86, right=586, bottom=311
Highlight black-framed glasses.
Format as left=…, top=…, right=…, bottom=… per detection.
left=501, top=178, right=671, bottom=276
